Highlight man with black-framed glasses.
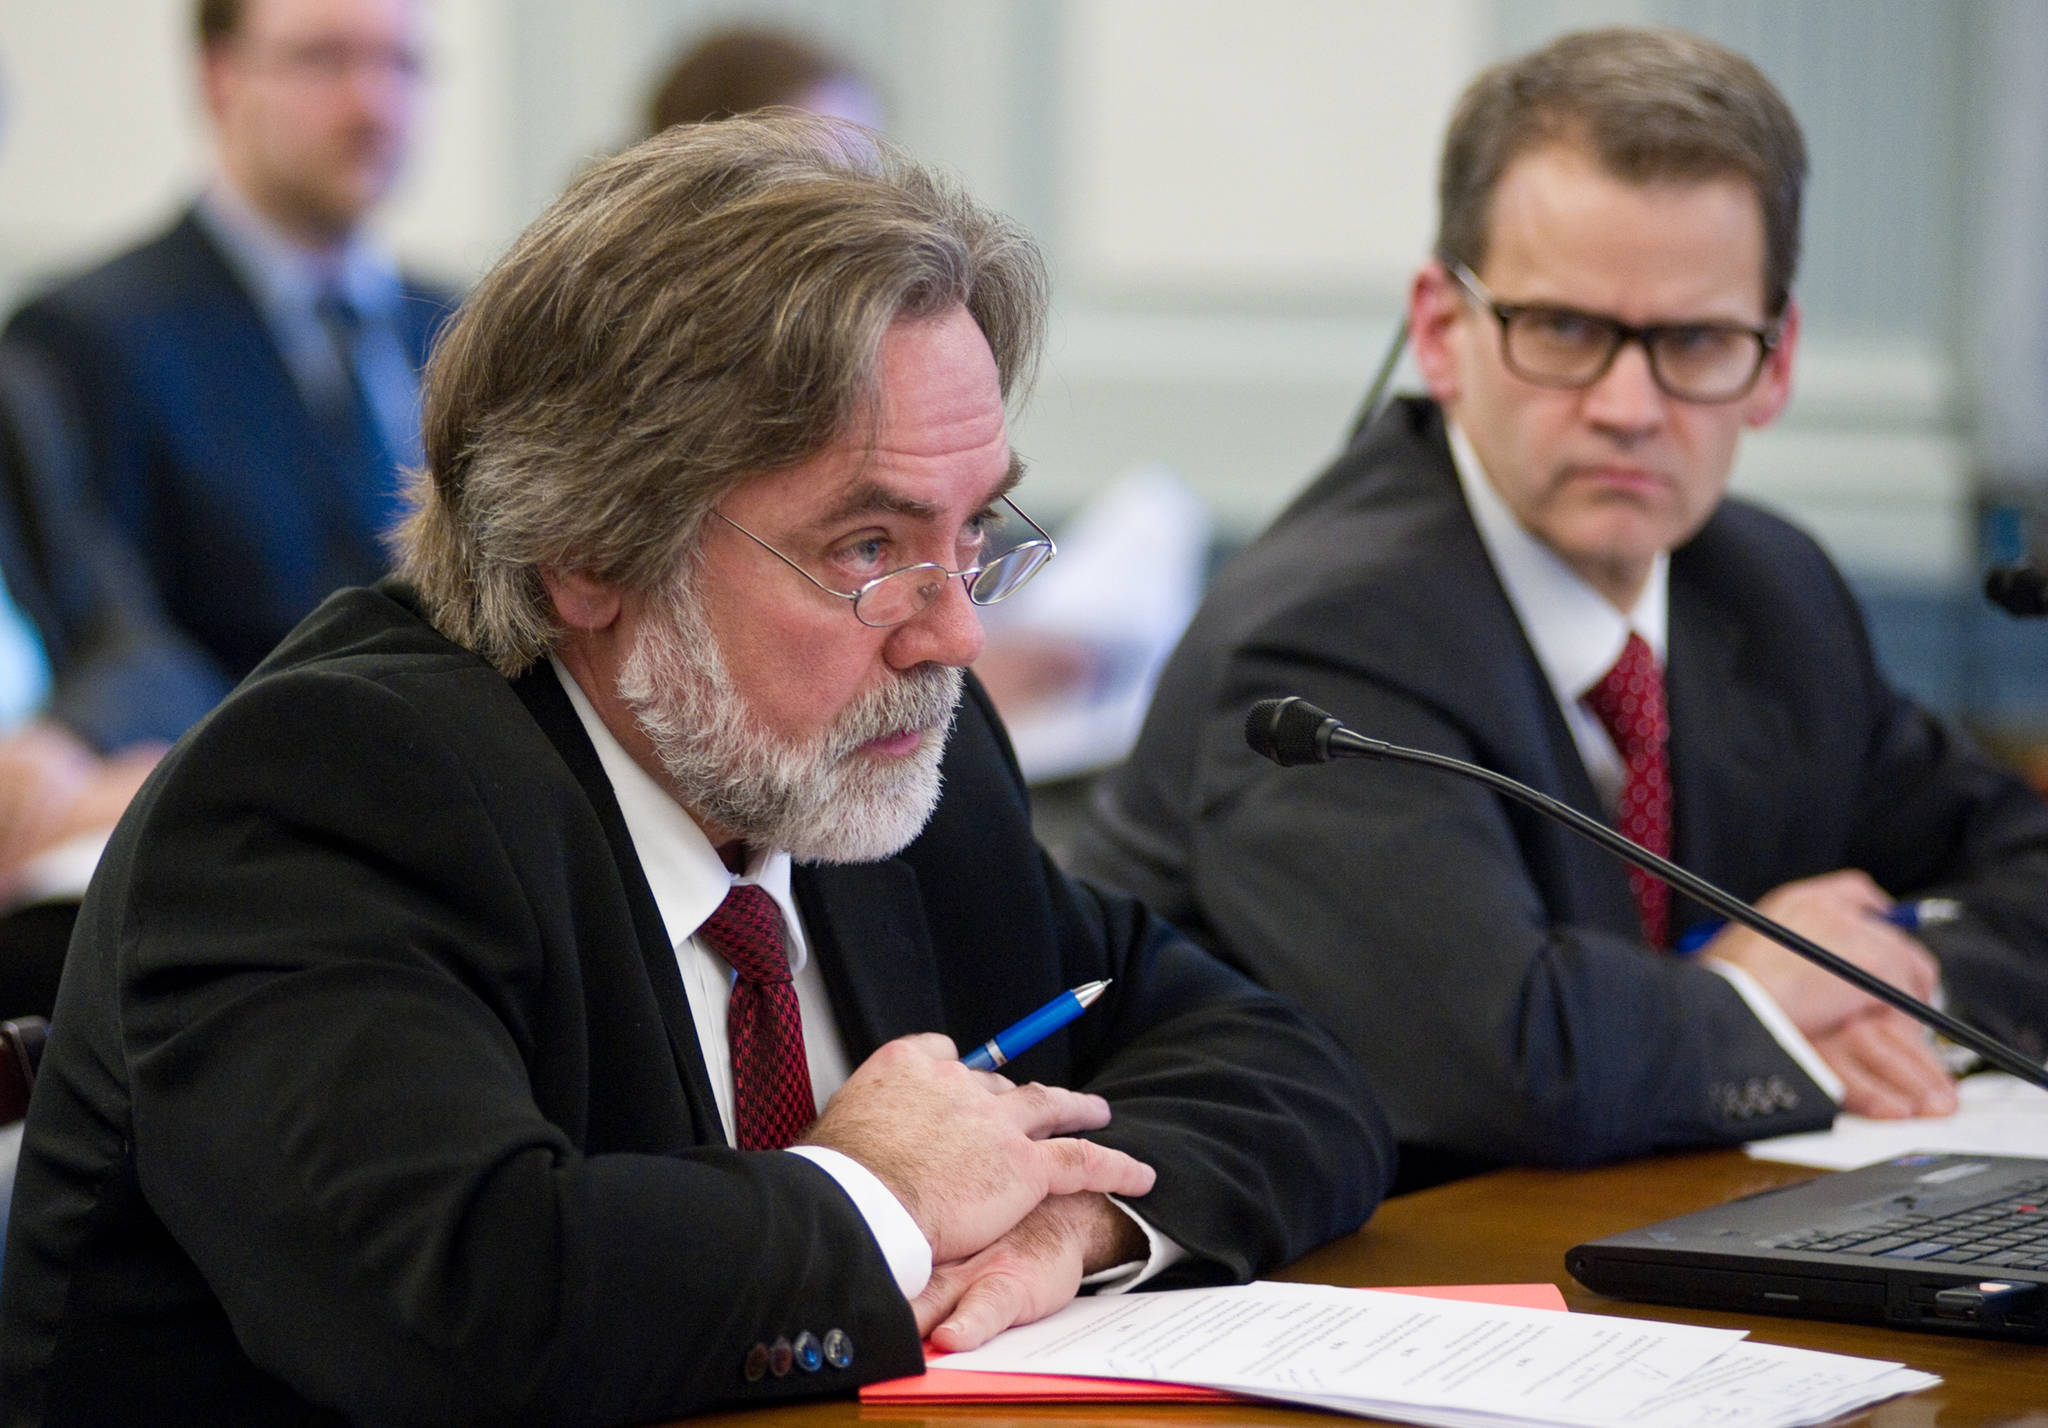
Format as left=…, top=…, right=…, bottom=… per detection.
left=0, top=113, right=1389, bottom=1425
left=1076, top=26, right=2048, bottom=1190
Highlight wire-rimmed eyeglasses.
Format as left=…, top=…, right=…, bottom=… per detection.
left=1446, top=261, right=1781, bottom=405
left=716, top=496, right=1058, bottom=628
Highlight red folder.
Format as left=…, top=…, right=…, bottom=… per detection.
left=859, top=1282, right=1570, bottom=1406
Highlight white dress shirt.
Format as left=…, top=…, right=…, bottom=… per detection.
left=1447, top=425, right=1845, bottom=1103
left=550, top=659, right=1182, bottom=1297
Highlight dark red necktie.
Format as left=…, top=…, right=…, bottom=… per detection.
left=1583, top=633, right=1673, bottom=949
left=697, top=885, right=816, bottom=1150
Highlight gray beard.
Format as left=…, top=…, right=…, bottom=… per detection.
left=615, top=578, right=962, bottom=864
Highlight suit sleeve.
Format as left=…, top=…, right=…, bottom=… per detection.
left=3, top=293, right=156, bottom=542
left=0, top=342, right=227, bottom=748
left=1151, top=638, right=1833, bottom=1170
left=109, top=667, right=922, bottom=1424
left=906, top=678, right=1396, bottom=1280
left=1832, top=573, right=2048, bottom=1063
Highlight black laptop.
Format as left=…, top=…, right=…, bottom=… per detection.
left=1568, top=1152, right=2048, bottom=1341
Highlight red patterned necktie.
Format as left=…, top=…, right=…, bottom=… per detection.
left=697, top=884, right=816, bottom=1150
left=1583, top=633, right=1673, bottom=949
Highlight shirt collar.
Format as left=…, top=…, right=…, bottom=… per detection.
left=548, top=655, right=804, bottom=971
left=196, top=178, right=403, bottom=324
left=1447, top=419, right=1669, bottom=704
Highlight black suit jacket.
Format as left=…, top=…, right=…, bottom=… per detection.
left=1073, top=396, right=2048, bottom=1177
left=0, top=581, right=1391, bottom=1426
left=4, top=207, right=455, bottom=681
left=0, top=342, right=224, bottom=750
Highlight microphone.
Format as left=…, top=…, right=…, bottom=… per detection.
left=1985, top=563, right=2048, bottom=618
left=1245, top=695, right=2048, bottom=1093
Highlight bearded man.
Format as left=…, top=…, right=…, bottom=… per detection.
left=0, top=115, right=1390, bottom=1426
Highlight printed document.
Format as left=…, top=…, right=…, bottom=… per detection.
left=934, top=1281, right=1936, bottom=1427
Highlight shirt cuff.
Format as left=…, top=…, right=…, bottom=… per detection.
left=1703, top=958, right=1847, bottom=1104
left=787, top=1145, right=932, bottom=1300
left=1077, top=1196, right=1190, bottom=1294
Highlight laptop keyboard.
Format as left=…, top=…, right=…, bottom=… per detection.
left=1773, top=1176, right=2048, bottom=1269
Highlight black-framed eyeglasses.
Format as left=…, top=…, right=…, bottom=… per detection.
left=1447, top=262, right=1781, bottom=405
left=716, top=495, right=1058, bottom=628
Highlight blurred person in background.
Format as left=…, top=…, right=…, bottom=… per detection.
left=645, top=23, right=883, bottom=136
left=0, top=66, right=224, bottom=1021
left=5, top=0, right=455, bottom=686
left=0, top=343, right=219, bottom=1021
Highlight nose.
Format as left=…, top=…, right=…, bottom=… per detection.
left=1580, top=338, right=1666, bottom=436
left=884, top=573, right=986, bottom=672
left=341, top=48, right=421, bottom=119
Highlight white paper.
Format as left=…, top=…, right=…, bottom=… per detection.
left=1219, top=1340, right=1935, bottom=1428
left=937, top=1281, right=1743, bottom=1421
left=1747, top=1071, right=2048, bottom=1170
left=1619, top=1339, right=1939, bottom=1427
left=934, top=1282, right=1941, bottom=1428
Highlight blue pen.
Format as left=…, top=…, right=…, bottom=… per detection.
left=1673, top=898, right=1960, bottom=955
left=961, top=980, right=1111, bottom=1071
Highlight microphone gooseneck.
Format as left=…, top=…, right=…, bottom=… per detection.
left=1244, top=696, right=2048, bottom=1094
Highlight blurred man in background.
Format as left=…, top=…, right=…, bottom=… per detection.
left=644, top=23, right=882, bottom=136
left=5, top=0, right=454, bottom=684
left=0, top=344, right=220, bottom=1021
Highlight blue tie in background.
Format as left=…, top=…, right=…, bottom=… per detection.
left=315, top=286, right=420, bottom=539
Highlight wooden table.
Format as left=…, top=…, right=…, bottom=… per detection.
left=687, top=1149, right=2048, bottom=1426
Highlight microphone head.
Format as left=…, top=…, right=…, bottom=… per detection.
left=1985, top=563, right=2048, bottom=617
left=1245, top=697, right=1338, bottom=766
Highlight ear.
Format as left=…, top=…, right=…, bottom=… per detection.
left=540, top=567, right=623, bottom=632
left=1408, top=261, right=1468, bottom=406
left=1742, top=297, right=1801, bottom=429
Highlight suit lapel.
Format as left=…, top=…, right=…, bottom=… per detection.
left=794, top=860, right=943, bottom=1064
left=1667, top=556, right=1780, bottom=906
left=509, top=659, right=724, bottom=1142
left=1387, top=422, right=1639, bottom=936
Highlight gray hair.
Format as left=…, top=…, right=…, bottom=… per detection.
left=395, top=111, right=1047, bottom=674
left=1436, top=27, right=1806, bottom=316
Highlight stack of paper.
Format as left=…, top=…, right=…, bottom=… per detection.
left=864, top=1283, right=1565, bottom=1408
left=929, top=1281, right=1937, bottom=1427
left=1747, top=1070, right=2048, bottom=1169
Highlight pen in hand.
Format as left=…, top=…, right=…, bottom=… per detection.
left=961, top=980, right=1111, bottom=1071
left=1674, top=898, right=1961, bottom=955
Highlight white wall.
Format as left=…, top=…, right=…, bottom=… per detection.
left=1061, top=0, right=1479, bottom=297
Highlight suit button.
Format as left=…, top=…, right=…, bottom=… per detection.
left=769, top=1336, right=795, bottom=1377
left=823, top=1327, right=854, bottom=1369
left=743, top=1343, right=769, bottom=1382
left=793, top=1331, right=823, bottom=1372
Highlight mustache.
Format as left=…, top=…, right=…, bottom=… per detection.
left=824, top=664, right=964, bottom=758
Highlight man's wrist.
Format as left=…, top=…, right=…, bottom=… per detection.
left=1079, top=1194, right=1188, bottom=1294
left=1703, top=957, right=1846, bottom=1103
left=787, top=1145, right=933, bottom=1298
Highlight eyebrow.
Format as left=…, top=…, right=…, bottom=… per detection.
left=807, top=451, right=1027, bottom=531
